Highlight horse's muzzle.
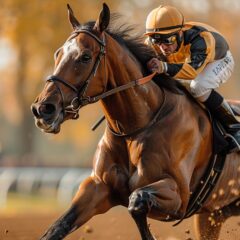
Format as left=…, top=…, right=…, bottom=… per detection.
left=31, top=102, right=56, bottom=120
left=31, top=102, right=63, bottom=133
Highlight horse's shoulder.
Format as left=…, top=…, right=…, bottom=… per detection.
left=93, top=131, right=128, bottom=171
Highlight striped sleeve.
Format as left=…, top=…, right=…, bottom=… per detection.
left=166, top=32, right=215, bottom=80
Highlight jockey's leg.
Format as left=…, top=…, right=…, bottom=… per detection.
left=189, top=51, right=240, bottom=152
left=128, top=177, right=182, bottom=240
left=204, top=90, right=240, bottom=148
left=202, top=90, right=239, bottom=127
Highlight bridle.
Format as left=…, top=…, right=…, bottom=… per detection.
left=47, top=29, right=107, bottom=119
left=46, top=29, right=157, bottom=121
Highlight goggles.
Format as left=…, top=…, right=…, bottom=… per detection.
left=149, top=33, right=178, bottom=45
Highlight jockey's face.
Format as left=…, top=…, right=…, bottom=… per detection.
left=158, top=42, right=178, bottom=56
left=150, top=31, right=182, bottom=56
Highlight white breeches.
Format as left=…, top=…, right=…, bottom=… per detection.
left=190, top=50, right=234, bottom=99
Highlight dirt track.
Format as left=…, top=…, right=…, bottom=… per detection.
left=0, top=206, right=239, bottom=240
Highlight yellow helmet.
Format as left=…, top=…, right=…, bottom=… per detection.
left=145, top=5, right=184, bottom=36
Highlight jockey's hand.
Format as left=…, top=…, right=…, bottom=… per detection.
left=147, top=58, right=165, bottom=74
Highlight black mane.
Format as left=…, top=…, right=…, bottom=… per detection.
left=79, top=14, right=183, bottom=94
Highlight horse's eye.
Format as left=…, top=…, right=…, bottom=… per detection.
left=81, top=54, right=92, bottom=63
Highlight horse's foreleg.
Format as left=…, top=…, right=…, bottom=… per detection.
left=128, top=190, right=156, bottom=240
left=40, top=176, right=113, bottom=240
left=128, top=177, right=182, bottom=240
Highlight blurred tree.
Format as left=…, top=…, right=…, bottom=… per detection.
left=1, top=1, right=66, bottom=163
left=0, top=0, right=114, bottom=165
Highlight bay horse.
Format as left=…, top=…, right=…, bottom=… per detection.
left=31, top=4, right=240, bottom=240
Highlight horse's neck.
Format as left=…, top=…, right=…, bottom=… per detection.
left=101, top=36, right=163, bottom=133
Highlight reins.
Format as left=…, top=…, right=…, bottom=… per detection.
left=81, top=72, right=157, bottom=104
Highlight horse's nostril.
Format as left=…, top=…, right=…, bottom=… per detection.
left=39, top=103, right=56, bottom=115
left=31, top=104, right=41, bottom=119
left=31, top=103, right=56, bottom=119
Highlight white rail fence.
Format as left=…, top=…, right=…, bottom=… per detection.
left=0, top=167, right=92, bottom=208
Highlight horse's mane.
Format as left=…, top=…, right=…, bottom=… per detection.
left=79, top=14, right=183, bottom=94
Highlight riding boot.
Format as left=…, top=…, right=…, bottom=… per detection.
left=204, top=90, right=240, bottom=152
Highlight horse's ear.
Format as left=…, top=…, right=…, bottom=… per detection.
left=93, top=3, right=110, bottom=33
left=67, top=4, right=81, bottom=30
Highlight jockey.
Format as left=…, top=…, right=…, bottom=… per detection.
left=145, top=5, right=240, bottom=152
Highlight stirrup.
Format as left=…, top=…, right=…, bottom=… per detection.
left=225, top=133, right=240, bottom=153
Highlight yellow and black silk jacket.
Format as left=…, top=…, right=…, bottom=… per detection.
left=154, top=22, right=229, bottom=80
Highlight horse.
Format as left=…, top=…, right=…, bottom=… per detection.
left=31, top=4, right=240, bottom=240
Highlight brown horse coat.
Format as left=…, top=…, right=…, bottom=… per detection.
left=31, top=4, right=240, bottom=240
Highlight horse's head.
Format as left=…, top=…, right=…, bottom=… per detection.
left=31, top=4, right=110, bottom=133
